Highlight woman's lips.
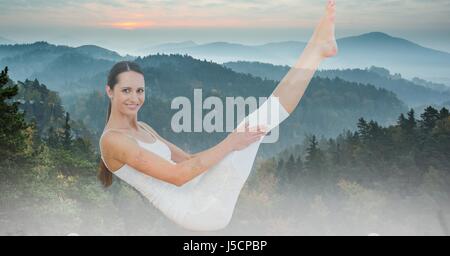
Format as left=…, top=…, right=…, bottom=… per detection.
left=126, top=104, right=139, bottom=110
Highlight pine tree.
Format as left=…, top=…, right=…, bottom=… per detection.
left=439, top=107, right=449, bottom=120
left=327, top=138, right=341, bottom=165
left=62, top=112, right=72, bottom=149
left=420, top=106, right=440, bottom=132
left=0, top=66, right=29, bottom=163
left=397, top=113, right=408, bottom=130
left=45, top=126, right=60, bottom=148
left=305, top=135, right=325, bottom=172
left=357, top=118, right=369, bottom=140
left=395, top=110, right=416, bottom=152
left=295, top=155, right=304, bottom=172
left=284, top=154, right=297, bottom=183
left=277, top=158, right=285, bottom=170
left=406, top=109, right=417, bottom=130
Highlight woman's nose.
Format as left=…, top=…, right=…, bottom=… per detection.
left=129, top=92, right=139, bottom=101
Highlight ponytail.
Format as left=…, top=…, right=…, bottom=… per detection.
left=98, top=101, right=113, bottom=187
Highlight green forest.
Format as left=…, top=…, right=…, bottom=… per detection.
left=1, top=63, right=449, bottom=235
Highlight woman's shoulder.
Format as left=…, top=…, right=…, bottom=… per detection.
left=100, top=129, right=136, bottom=150
left=100, top=129, right=142, bottom=165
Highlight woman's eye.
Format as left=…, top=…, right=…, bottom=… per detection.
left=122, top=88, right=144, bottom=93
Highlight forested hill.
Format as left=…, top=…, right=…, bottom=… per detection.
left=12, top=78, right=93, bottom=140
left=0, top=41, right=130, bottom=92
left=223, top=61, right=450, bottom=107
left=135, top=54, right=275, bottom=98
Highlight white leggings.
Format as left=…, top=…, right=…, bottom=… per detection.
left=140, top=94, right=290, bottom=231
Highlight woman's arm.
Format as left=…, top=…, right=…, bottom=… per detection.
left=105, top=123, right=266, bottom=186
left=172, top=123, right=267, bottom=185
left=140, top=122, right=266, bottom=163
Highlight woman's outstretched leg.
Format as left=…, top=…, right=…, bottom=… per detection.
left=273, top=0, right=337, bottom=114
left=178, top=0, right=337, bottom=231
left=147, top=0, right=338, bottom=231
left=223, top=0, right=337, bottom=180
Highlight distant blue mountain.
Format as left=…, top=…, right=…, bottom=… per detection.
left=144, top=40, right=306, bottom=65
left=144, top=40, right=198, bottom=52
left=325, top=32, right=450, bottom=84
left=143, top=32, right=450, bottom=85
left=73, top=45, right=125, bottom=62
left=0, top=41, right=131, bottom=90
left=0, top=36, right=14, bottom=45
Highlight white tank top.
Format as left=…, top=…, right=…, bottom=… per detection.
left=99, top=122, right=179, bottom=200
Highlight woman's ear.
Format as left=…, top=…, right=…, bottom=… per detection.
left=106, top=85, right=113, bottom=99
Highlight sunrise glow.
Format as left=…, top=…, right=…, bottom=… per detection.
left=108, top=21, right=153, bottom=30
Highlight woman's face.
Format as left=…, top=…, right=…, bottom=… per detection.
left=107, top=70, right=145, bottom=115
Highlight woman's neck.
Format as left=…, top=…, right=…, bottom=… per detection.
left=107, top=109, right=139, bottom=131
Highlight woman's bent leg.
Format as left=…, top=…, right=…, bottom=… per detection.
left=172, top=94, right=290, bottom=231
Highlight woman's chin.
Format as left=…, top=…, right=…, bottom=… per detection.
left=121, top=107, right=140, bottom=113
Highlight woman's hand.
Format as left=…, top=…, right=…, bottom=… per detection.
left=226, top=122, right=268, bottom=151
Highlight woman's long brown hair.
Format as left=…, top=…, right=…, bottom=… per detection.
left=98, top=61, right=144, bottom=187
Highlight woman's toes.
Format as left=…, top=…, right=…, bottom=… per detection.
left=327, top=3, right=336, bottom=14
left=328, top=0, right=335, bottom=9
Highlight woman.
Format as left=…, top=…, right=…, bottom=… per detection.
left=99, top=0, right=337, bottom=231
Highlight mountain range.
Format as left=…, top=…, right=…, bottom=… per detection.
left=223, top=61, right=450, bottom=108
left=142, top=32, right=450, bottom=86
left=0, top=41, right=130, bottom=88
left=2, top=31, right=449, bottom=90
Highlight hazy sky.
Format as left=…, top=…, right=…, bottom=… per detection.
left=1, top=0, right=449, bottom=55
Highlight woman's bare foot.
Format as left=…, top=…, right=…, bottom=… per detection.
left=309, top=0, right=338, bottom=58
